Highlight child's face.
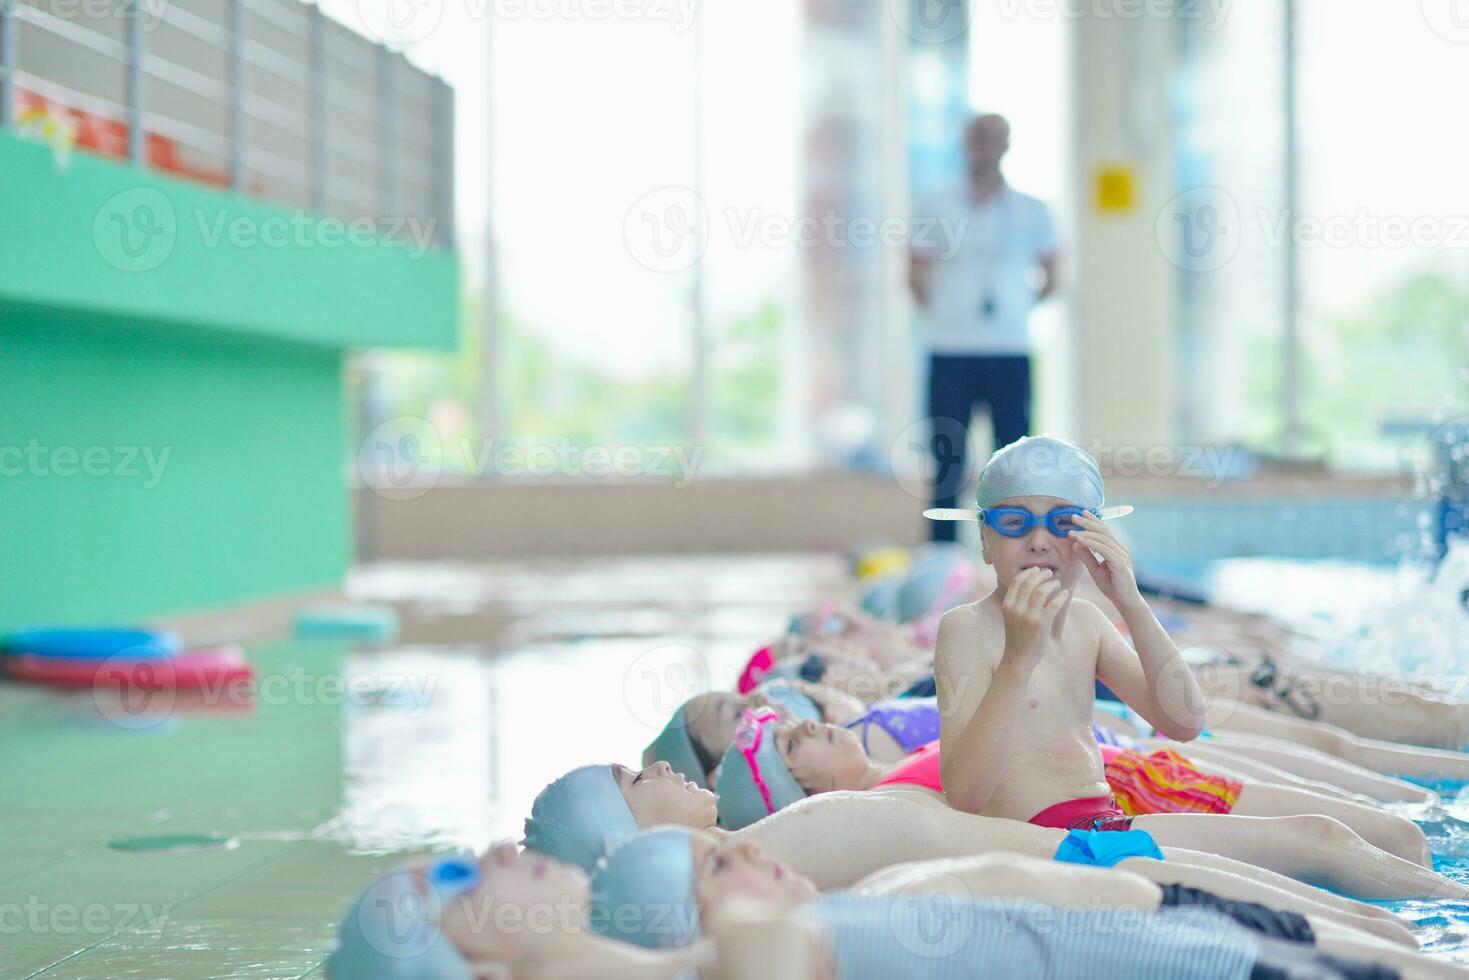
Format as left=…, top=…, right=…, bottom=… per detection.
left=690, top=829, right=818, bottom=918
left=615, top=762, right=719, bottom=829
left=980, top=494, right=1085, bottom=590
left=773, top=718, right=868, bottom=793
left=438, top=841, right=588, bottom=960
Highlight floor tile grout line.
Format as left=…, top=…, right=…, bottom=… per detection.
left=20, top=844, right=299, bottom=980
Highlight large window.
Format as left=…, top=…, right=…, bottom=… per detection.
left=354, top=0, right=911, bottom=480
left=1293, top=3, right=1469, bottom=471
left=1176, top=2, right=1468, bottom=472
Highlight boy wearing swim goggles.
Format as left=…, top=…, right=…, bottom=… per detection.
left=930, top=436, right=1209, bottom=829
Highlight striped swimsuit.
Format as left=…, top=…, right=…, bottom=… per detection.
left=804, top=893, right=1259, bottom=979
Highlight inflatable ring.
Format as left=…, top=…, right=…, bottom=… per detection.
left=2, top=646, right=253, bottom=691
left=1, top=628, right=178, bottom=660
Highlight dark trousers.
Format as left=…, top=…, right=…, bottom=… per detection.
left=926, top=353, right=1032, bottom=543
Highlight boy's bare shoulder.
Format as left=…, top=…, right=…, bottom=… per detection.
left=1067, top=597, right=1117, bottom=633
left=934, top=597, right=1003, bottom=667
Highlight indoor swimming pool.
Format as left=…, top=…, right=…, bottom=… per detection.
left=6, top=548, right=1469, bottom=975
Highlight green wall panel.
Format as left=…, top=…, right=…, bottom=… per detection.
left=0, top=132, right=458, bottom=351
left=0, top=311, right=350, bottom=631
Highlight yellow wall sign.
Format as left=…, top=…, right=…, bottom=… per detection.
left=1093, top=165, right=1137, bottom=214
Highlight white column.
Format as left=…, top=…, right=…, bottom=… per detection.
left=1069, top=7, right=1178, bottom=454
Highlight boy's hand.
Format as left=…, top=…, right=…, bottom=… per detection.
left=1068, top=512, right=1142, bottom=608
left=999, top=567, right=1068, bottom=671
left=791, top=680, right=865, bottom=725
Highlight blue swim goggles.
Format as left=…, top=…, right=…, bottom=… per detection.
left=427, top=854, right=481, bottom=900
left=979, top=505, right=1095, bottom=538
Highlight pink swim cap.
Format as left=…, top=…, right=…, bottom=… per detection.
left=737, top=646, right=774, bottom=694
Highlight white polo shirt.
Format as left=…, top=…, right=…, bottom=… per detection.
left=914, top=183, right=1058, bottom=356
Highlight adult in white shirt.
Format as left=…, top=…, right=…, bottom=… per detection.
left=910, top=114, right=1060, bottom=542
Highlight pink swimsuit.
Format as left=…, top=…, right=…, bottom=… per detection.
left=871, top=739, right=943, bottom=792
left=872, top=738, right=1133, bottom=832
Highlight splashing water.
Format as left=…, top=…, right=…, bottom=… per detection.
left=1303, top=541, right=1469, bottom=685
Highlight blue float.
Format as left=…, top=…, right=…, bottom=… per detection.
left=1, top=628, right=178, bottom=660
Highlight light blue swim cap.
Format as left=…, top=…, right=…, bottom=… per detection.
left=858, top=576, right=902, bottom=620
left=589, top=827, right=701, bottom=950
left=896, top=563, right=952, bottom=623
left=715, top=710, right=808, bottom=831
left=759, top=679, right=822, bottom=723
left=645, top=704, right=711, bottom=789
left=523, top=765, right=640, bottom=872
left=977, top=436, right=1105, bottom=512
left=325, top=868, right=472, bottom=980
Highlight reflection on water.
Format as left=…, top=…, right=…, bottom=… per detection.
left=327, top=554, right=843, bottom=856
left=318, top=550, right=1469, bottom=961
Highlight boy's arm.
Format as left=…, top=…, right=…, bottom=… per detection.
left=937, top=571, right=1067, bottom=814
left=1092, top=598, right=1205, bottom=742
left=1067, top=511, right=1204, bottom=742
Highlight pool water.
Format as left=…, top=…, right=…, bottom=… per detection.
left=1147, top=548, right=1469, bottom=961
left=0, top=554, right=841, bottom=978
left=6, top=551, right=1469, bottom=974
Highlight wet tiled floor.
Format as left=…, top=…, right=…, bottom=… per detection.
left=0, top=554, right=844, bottom=979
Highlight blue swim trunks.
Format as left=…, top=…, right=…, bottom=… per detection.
left=1053, top=827, right=1165, bottom=868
